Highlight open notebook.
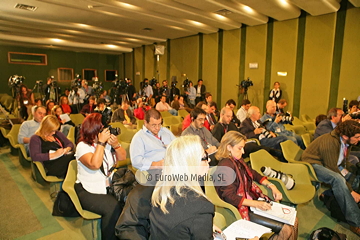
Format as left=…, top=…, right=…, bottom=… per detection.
left=222, top=219, right=272, bottom=239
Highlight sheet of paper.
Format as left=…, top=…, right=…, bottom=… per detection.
left=60, top=114, right=71, bottom=122
left=223, top=219, right=272, bottom=239
left=250, top=201, right=297, bottom=226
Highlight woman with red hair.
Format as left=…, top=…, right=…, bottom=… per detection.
left=75, top=113, right=126, bottom=240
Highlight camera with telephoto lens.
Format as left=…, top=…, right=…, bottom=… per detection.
left=171, top=80, right=178, bottom=88
left=261, top=166, right=295, bottom=190
left=8, top=75, right=25, bottom=87
left=150, top=77, right=158, bottom=86
left=101, top=124, right=121, bottom=136
left=278, top=112, right=293, bottom=124
left=350, top=112, right=360, bottom=119
left=182, top=78, right=190, bottom=88
left=261, top=128, right=272, bottom=138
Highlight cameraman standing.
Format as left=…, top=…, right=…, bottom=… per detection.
left=169, top=81, right=180, bottom=103
left=139, top=78, right=153, bottom=105
left=68, top=84, right=86, bottom=114
left=160, top=80, right=170, bottom=103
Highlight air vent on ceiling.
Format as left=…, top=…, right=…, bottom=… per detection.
left=214, top=9, right=233, bottom=16
left=14, top=3, right=38, bottom=12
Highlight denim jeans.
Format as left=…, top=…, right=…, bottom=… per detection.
left=312, top=164, right=360, bottom=227
left=278, top=131, right=305, bottom=149
left=169, top=109, right=178, bottom=116
left=260, top=136, right=288, bottom=150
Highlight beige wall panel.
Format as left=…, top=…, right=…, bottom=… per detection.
left=144, top=45, right=155, bottom=79
left=244, top=25, right=267, bottom=112
left=271, top=19, right=298, bottom=113
left=170, top=35, right=199, bottom=90
left=119, top=54, right=124, bottom=79
left=134, top=47, right=143, bottom=86
left=338, top=8, right=360, bottom=106
left=202, top=33, right=218, bottom=102
left=124, top=52, right=133, bottom=83
left=157, top=43, right=167, bottom=82
left=300, top=13, right=336, bottom=118
left=222, top=29, right=241, bottom=107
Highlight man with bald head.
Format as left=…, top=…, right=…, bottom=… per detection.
left=240, top=106, right=288, bottom=150
left=261, top=100, right=305, bottom=149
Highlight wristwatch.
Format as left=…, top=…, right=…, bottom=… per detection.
left=97, top=141, right=106, bottom=147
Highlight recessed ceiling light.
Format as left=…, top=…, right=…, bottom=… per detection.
left=66, top=30, right=81, bottom=34
left=277, top=72, right=287, bottom=76
left=126, top=38, right=140, bottom=42
left=169, top=26, right=186, bottom=31
left=190, top=20, right=204, bottom=26
left=106, top=44, right=117, bottom=48
left=118, top=2, right=138, bottom=10
left=243, top=6, right=254, bottom=13
left=51, top=38, right=63, bottom=42
left=214, top=14, right=226, bottom=20
left=278, top=0, right=290, bottom=7
left=77, top=23, right=90, bottom=28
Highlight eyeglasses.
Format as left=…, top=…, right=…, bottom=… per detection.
left=201, top=151, right=210, bottom=162
left=150, top=123, right=162, bottom=129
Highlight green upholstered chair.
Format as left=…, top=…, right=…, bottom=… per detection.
left=110, top=122, right=137, bottom=143
left=18, top=144, right=31, bottom=166
left=301, top=133, right=312, bottom=149
left=63, top=160, right=101, bottom=220
left=205, top=167, right=241, bottom=229
left=170, top=122, right=182, bottom=136
left=136, top=119, right=144, bottom=130
left=250, top=150, right=316, bottom=205
left=280, top=140, right=319, bottom=182
left=160, top=111, right=173, bottom=118
left=162, top=116, right=182, bottom=128
left=6, top=124, right=21, bottom=155
left=66, top=126, right=76, bottom=145
left=69, top=113, right=85, bottom=126
left=177, top=109, right=189, bottom=120
left=31, top=161, right=63, bottom=183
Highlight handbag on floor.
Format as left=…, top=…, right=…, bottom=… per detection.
left=309, top=227, right=346, bottom=240
left=52, top=190, right=80, bottom=217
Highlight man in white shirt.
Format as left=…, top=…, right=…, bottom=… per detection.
left=236, top=99, right=251, bottom=123
left=155, top=96, right=177, bottom=116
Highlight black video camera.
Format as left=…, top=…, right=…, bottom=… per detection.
left=240, top=77, right=254, bottom=89
left=171, top=80, right=177, bottom=88
left=150, top=77, right=158, bottom=86
left=182, top=78, right=190, bottom=88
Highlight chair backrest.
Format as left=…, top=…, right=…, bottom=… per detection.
left=205, top=167, right=241, bottom=229
left=7, top=124, right=21, bottom=147
left=62, top=160, right=101, bottom=219
left=67, top=126, right=75, bottom=145
left=69, top=114, right=85, bottom=126
left=280, top=140, right=303, bottom=162
left=136, top=119, right=144, bottom=130
left=301, top=114, right=313, bottom=123
left=160, top=111, right=173, bottom=118
left=301, top=133, right=312, bottom=148
left=178, top=109, right=188, bottom=119
left=163, top=116, right=181, bottom=127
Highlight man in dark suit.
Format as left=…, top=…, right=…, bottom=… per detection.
left=314, top=107, right=351, bottom=139
left=194, top=79, right=206, bottom=104
left=111, top=100, right=136, bottom=127
left=239, top=106, right=288, bottom=150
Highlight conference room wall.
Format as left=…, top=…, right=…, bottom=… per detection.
left=271, top=19, right=298, bottom=114
left=0, top=45, right=121, bottom=93
left=338, top=7, right=360, bottom=107
left=222, top=29, right=240, bottom=108
left=202, top=33, right=219, bottom=103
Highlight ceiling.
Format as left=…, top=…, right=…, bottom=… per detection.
left=0, top=0, right=358, bottom=54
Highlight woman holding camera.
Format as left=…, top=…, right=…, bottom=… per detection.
left=18, top=84, right=35, bottom=120
left=215, top=131, right=298, bottom=240
left=29, top=115, right=74, bottom=178
left=75, top=113, right=126, bottom=240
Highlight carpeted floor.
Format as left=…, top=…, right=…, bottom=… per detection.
left=0, top=145, right=358, bottom=240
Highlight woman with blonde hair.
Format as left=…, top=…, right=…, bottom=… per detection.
left=215, top=131, right=298, bottom=240
left=150, top=135, right=215, bottom=239
left=29, top=115, right=74, bottom=178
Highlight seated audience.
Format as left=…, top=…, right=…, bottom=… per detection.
left=240, top=106, right=288, bottom=150
left=99, top=89, right=111, bottom=105
left=314, top=108, right=350, bottom=139
left=206, top=101, right=218, bottom=130
left=276, top=99, right=287, bottom=114
left=178, top=95, right=192, bottom=112
left=349, top=100, right=359, bottom=114
left=94, top=98, right=112, bottom=126
left=182, top=101, right=211, bottom=131
left=31, top=98, right=43, bottom=116
left=130, top=109, right=176, bottom=171
left=156, top=95, right=178, bottom=116
left=261, top=100, right=305, bottom=149
left=301, top=120, right=360, bottom=236
left=60, top=96, right=72, bottom=114
left=75, top=113, right=126, bottom=240
left=51, top=105, right=75, bottom=136
left=134, top=98, right=151, bottom=120
left=225, top=99, right=241, bottom=128
left=18, top=106, right=46, bottom=154
left=170, top=95, right=180, bottom=110
left=18, top=84, right=35, bottom=120
left=213, top=107, right=285, bottom=161
left=205, top=92, right=213, bottom=105
left=150, top=135, right=216, bottom=239
left=236, top=99, right=251, bottom=123
left=315, top=114, right=327, bottom=126
left=29, top=115, right=74, bottom=178
left=215, top=131, right=298, bottom=239
left=46, top=100, right=55, bottom=115
left=111, top=100, right=136, bottom=127
left=80, top=96, right=96, bottom=116
left=181, top=108, right=219, bottom=165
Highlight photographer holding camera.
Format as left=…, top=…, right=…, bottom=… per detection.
left=68, top=79, right=86, bottom=114
left=169, top=80, right=180, bottom=103
left=139, top=78, right=153, bottom=105
left=261, top=100, right=305, bottom=149
left=159, top=80, right=170, bottom=102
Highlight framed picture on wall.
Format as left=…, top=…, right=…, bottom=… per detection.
left=57, top=68, right=74, bottom=81
left=8, top=52, right=47, bottom=65
left=105, top=70, right=118, bottom=81
left=82, top=69, right=97, bottom=81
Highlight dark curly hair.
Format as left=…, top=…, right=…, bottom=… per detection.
left=335, top=120, right=360, bottom=138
